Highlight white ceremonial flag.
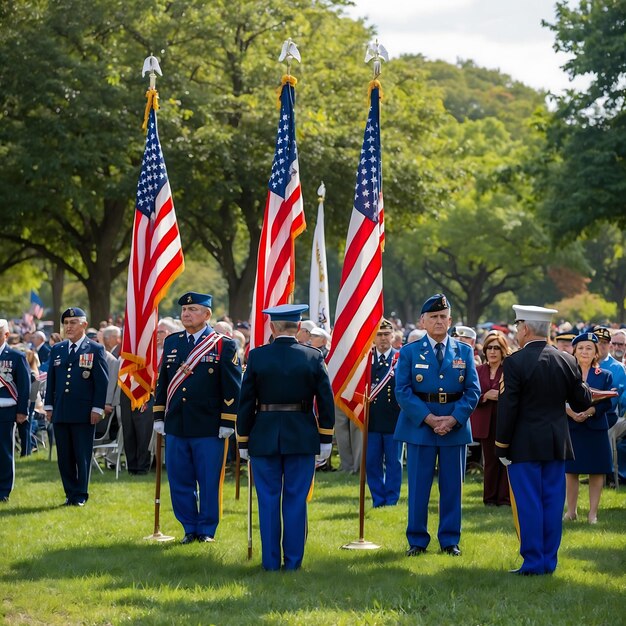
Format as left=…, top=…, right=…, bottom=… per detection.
left=309, top=182, right=331, bottom=333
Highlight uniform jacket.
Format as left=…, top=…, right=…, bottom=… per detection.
left=394, top=337, right=480, bottom=446
left=154, top=326, right=241, bottom=438
left=569, top=367, right=617, bottom=432
left=36, top=342, right=51, bottom=364
left=44, top=338, right=109, bottom=423
left=599, top=354, right=626, bottom=415
left=470, top=363, right=503, bottom=440
left=369, top=348, right=400, bottom=434
left=496, top=341, right=592, bottom=463
left=236, top=337, right=335, bottom=456
left=0, top=345, right=31, bottom=421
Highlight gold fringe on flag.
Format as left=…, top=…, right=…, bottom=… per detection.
left=368, top=79, right=383, bottom=102
left=142, top=87, right=160, bottom=132
left=276, top=74, right=298, bottom=109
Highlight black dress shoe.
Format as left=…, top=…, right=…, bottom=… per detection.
left=73, top=499, right=86, bottom=507
left=62, top=498, right=71, bottom=507
left=509, top=568, right=540, bottom=576
left=180, top=533, right=197, bottom=545
left=441, top=545, right=461, bottom=556
left=197, top=534, right=215, bottom=543
left=406, top=546, right=427, bottom=556
left=0, top=496, right=9, bottom=503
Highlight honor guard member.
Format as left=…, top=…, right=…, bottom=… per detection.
left=555, top=329, right=577, bottom=355
left=153, top=292, right=241, bottom=544
left=0, top=319, right=31, bottom=502
left=394, top=294, right=480, bottom=556
left=236, top=304, right=335, bottom=571
left=496, top=305, right=592, bottom=575
left=44, top=308, right=109, bottom=506
left=367, top=318, right=402, bottom=507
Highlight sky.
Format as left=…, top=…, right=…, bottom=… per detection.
left=345, top=0, right=587, bottom=94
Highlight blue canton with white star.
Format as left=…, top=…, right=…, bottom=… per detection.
left=135, top=108, right=169, bottom=218
left=353, top=87, right=382, bottom=223
left=268, top=83, right=298, bottom=199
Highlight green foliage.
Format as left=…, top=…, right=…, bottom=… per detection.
left=1, top=455, right=625, bottom=624
left=550, top=292, right=617, bottom=324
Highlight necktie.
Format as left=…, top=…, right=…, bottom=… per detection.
left=378, top=354, right=387, bottom=367
left=188, top=334, right=195, bottom=349
left=435, top=343, right=444, bottom=367
left=69, top=344, right=77, bottom=356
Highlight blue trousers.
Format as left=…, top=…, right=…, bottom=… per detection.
left=165, top=435, right=227, bottom=537
left=54, top=422, right=95, bottom=503
left=366, top=432, right=402, bottom=507
left=508, top=460, right=565, bottom=574
left=0, top=421, right=15, bottom=498
left=406, top=443, right=466, bottom=549
left=251, top=454, right=315, bottom=571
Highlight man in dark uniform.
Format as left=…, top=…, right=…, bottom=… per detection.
left=153, top=292, right=241, bottom=544
left=236, top=304, right=335, bottom=571
left=367, top=318, right=402, bottom=507
left=496, top=304, right=592, bottom=575
left=44, top=308, right=109, bottom=506
left=0, top=319, right=31, bottom=502
left=394, top=294, right=480, bottom=557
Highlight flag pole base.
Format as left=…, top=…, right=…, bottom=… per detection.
left=144, top=531, right=176, bottom=542
left=341, top=539, right=381, bottom=550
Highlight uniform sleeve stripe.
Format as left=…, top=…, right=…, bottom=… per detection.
left=318, top=427, right=334, bottom=435
left=153, top=405, right=166, bottom=412
left=221, top=413, right=237, bottom=422
left=495, top=441, right=509, bottom=448
left=237, top=436, right=249, bottom=442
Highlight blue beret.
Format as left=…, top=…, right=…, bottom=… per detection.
left=61, top=307, right=87, bottom=321
left=178, top=292, right=213, bottom=308
left=421, top=293, right=451, bottom=314
left=572, top=332, right=598, bottom=346
left=262, top=303, right=308, bottom=322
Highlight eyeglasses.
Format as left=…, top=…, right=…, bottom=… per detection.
left=485, top=345, right=501, bottom=351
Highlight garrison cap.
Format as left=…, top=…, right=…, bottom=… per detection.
left=262, top=303, right=308, bottom=322
left=421, top=293, right=450, bottom=315
left=572, top=332, right=598, bottom=347
left=452, top=325, right=476, bottom=339
left=61, top=307, right=87, bottom=322
left=379, top=318, right=393, bottom=332
left=512, top=304, right=557, bottom=323
left=592, top=326, right=611, bottom=342
left=178, top=292, right=212, bottom=308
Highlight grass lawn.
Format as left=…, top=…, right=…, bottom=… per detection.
left=1, top=453, right=624, bottom=625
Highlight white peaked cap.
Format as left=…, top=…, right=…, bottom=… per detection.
left=512, top=305, right=558, bottom=323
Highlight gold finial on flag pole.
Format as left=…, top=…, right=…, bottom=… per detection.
left=141, top=54, right=163, bottom=131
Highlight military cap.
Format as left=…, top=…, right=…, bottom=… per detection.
left=61, top=307, right=87, bottom=322
left=379, top=318, right=393, bottom=332
left=299, top=320, right=317, bottom=333
left=592, top=326, right=611, bottom=342
left=572, top=332, right=598, bottom=347
left=178, top=292, right=213, bottom=308
left=86, top=328, right=99, bottom=339
left=512, top=304, right=557, bottom=323
left=451, top=325, right=476, bottom=339
left=310, top=327, right=331, bottom=341
left=262, top=303, right=308, bottom=322
left=421, top=293, right=451, bottom=314
left=555, top=330, right=578, bottom=342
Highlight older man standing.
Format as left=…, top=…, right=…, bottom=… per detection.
left=45, top=308, right=109, bottom=506
left=154, top=292, right=241, bottom=544
left=496, top=305, right=592, bottom=575
left=394, top=294, right=480, bottom=557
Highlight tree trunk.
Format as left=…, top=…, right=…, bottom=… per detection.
left=84, top=266, right=113, bottom=327
left=50, top=264, right=65, bottom=332
left=226, top=257, right=258, bottom=322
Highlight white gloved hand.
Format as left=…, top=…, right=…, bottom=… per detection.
left=239, top=449, right=249, bottom=462
left=316, top=443, right=332, bottom=463
left=153, top=421, right=165, bottom=435
left=218, top=426, right=235, bottom=439
left=499, top=457, right=512, bottom=466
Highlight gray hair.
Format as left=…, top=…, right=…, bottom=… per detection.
left=0, top=319, right=8, bottom=333
left=525, top=320, right=550, bottom=337
left=272, top=320, right=299, bottom=334
left=102, top=325, right=121, bottom=341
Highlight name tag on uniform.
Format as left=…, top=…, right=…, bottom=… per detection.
left=79, top=353, right=94, bottom=369
left=54, top=358, right=61, bottom=367
left=415, top=364, right=429, bottom=369
left=452, top=359, right=466, bottom=369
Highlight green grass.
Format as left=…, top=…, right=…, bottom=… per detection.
left=1, top=454, right=625, bottom=625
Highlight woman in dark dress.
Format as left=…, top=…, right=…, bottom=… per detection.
left=564, top=332, right=616, bottom=524
left=470, top=331, right=511, bottom=506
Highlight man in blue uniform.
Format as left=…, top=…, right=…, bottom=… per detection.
left=367, top=318, right=402, bottom=507
left=44, top=308, right=109, bottom=506
left=394, top=294, right=480, bottom=556
left=153, top=292, right=241, bottom=544
left=496, top=305, right=592, bottom=575
left=0, top=319, right=31, bottom=502
left=236, top=304, right=335, bottom=571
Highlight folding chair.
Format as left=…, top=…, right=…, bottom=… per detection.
left=92, top=410, right=124, bottom=479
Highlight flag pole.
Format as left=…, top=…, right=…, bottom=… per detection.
left=138, top=54, right=174, bottom=543
left=235, top=446, right=241, bottom=500
left=247, top=460, right=253, bottom=559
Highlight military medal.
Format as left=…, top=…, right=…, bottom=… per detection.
left=82, top=371, right=91, bottom=379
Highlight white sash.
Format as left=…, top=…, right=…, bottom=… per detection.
left=370, top=351, right=399, bottom=402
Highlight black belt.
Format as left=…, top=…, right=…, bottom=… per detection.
left=258, top=403, right=311, bottom=412
left=416, top=392, right=462, bottom=404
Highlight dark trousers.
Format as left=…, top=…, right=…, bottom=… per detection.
left=0, top=420, right=15, bottom=498
left=480, top=417, right=511, bottom=505
left=54, top=422, right=95, bottom=503
left=120, top=395, right=153, bottom=473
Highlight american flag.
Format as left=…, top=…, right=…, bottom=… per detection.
left=326, top=85, right=384, bottom=427
left=249, top=78, right=306, bottom=349
left=119, top=102, right=184, bottom=409
left=29, top=290, right=44, bottom=319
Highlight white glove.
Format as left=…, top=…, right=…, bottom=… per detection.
left=499, top=457, right=512, bottom=466
left=239, top=449, right=249, bottom=461
left=316, top=443, right=332, bottom=463
left=153, top=421, right=165, bottom=435
left=218, top=426, right=235, bottom=439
